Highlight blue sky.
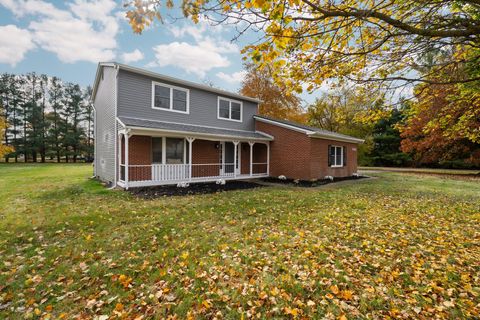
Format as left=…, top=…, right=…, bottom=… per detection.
left=1, top=0, right=306, bottom=101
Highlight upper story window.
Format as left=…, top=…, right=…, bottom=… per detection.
left=217, top=97, right=242, bottom=122
left=152, top=81, right=189, bottom=114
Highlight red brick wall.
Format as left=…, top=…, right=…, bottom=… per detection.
left=256, top=121, right=359, bottom=180
left=310, top=138, right=358, bottom=178
left=252, top=143, right=268, bottom=174
left=240, top=143, right=250, bottom=175
left=123, top=135, right=152, bottom=181
left=256, top=121, right=312, bottom=180
left=191, top=139, right=221, bottom=177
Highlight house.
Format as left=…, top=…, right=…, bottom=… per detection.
left=92, top=63, right=364, bottom=189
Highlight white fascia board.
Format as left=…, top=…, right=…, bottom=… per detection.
left=307, top=132, right=365, bottom=144
left=116, top=117, right=126, bottom=128
left=91, top=62, right=116, bottom=101
left=126, top=126, right=273, bottom=142
left=253, top=116, right=315, bottom=134
left=255, top=130, right=275, bottom=140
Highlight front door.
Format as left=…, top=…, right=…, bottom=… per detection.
left=222, top=142, right=240, bottom=175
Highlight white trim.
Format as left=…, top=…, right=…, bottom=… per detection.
left=151, top=81, right=190, bottom=114
left=217, top=96, right=243, bottom=123
left=308, top=132, right=364, bottom=144
left=118, top=116, right=259, bottom=135
left=125, top=133, right=130, bottom=189
left=116, top=117, right=126, bottom=128
left=93, top=107, right=97, bottom=176
left=254, top=116, right=364, bottom=144
left=254, top=116, right=315, bottom=134
left=125, top=126, right=271, bottom=142
left=249, top=142, right=254, bottom=176
left=255, top=130, right=274, bottom=140
left=220, top=141, right=241, bottom=175
left=150, top=136, right=188, bottom=165
left=114, top=65, right=119, bottom=186
left=329, top=145, right=344, bottom=168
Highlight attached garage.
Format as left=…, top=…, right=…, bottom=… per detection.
left=254, top=115, right=364, bottom=180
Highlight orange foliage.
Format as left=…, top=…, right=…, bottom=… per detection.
left=400, top=84, right=480, bottom=166
left=240, top=64, right=307, bottom=123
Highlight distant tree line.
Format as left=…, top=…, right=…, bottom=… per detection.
left=0, top=73, right=94, bottom=162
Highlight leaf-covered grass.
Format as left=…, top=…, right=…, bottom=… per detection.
left=1, top=164, right=479, bottom=319
left=359, top=166, right=480, bottom=175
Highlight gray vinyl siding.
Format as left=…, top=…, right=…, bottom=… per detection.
left=94, top=66, right=117, bottom=184
left=117, top=70, right=258, bottom=131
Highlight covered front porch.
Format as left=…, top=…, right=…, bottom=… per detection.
left=116, top=126, right=272, bottom=189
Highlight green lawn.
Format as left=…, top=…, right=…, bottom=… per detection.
left=359, top=166, right=480, bottom=175
left=1, top=164, right=479, bottom=319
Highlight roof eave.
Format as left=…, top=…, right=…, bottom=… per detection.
left=123, top=125, right=273, bottom=142
left=91, top=62, right=117, bottom=101
left=253, top=115, right=315, bottom=134
left=307, top=132, right=365, bottom=144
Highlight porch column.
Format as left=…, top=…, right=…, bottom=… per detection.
left=186, top=137, right=195, bottom=181
left=117, top=132, right=122, bottom=181
left=266, top=142, right=270, bottom=176
left=233, top=140, right=239, bottom=178
left=249, top=141, right=255, bottom=177
left=125, top=132, right=130, bottom=189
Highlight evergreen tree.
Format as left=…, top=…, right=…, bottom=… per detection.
left=369, top=108, right=411, bottom=166
left=84, top=86, right=94, bottom=162
left=48, top=77, right=64, bottom=162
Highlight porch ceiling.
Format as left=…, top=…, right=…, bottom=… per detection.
left=117, top=116, right=273, bottom=142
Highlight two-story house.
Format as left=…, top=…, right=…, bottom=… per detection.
left=92, top=63, right=364, bottom=189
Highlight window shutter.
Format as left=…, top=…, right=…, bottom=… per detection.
left=328, top=145, right=332, bottom=167
left=343, top=146, right=347, bottom=166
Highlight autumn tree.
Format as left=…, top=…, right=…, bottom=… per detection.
left=305, top=84, right=386, bottom=162
left=400, top=48, right=480, bottom=167
left=0, top=100, right=14, bottom=158
left=240, top=63, right=306, bottom=122
left=400, top=83, right=480, bottom=167
left=125, top=0, right=480, bottom=94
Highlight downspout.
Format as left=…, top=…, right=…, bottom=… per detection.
left=113, top=64, right=119, bottom=188
left=92, top=102, right=97, bottom=178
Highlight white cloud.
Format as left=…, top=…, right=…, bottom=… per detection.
left=216, top=70, right=246, bottom=84
left=151, top=20, right=238, bottom=77
left=169, top=24, right=205, bottom=42
left=153, top=41, right=234, bottom=77
left=0, top=0, right=119, bottom=64
left=121, top=49, right=144, bottom=63
left=0, top=25, right=35, bottom=66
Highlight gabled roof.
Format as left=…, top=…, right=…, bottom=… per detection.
left=92, top=62, right=261, bottom=104
left=118, top=116, right=273, bottom=141
left=254, top=115, right=364, bottom=144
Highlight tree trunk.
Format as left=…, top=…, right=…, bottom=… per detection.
left=40, top=82, right=46, bottom=163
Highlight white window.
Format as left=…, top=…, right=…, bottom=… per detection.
left=152, top=81, right=189, bottom=114
left=152, top=137, right=163, bottom=163
left=151, top=137, right=186, bottom=164
left=329, top=145, right=344, bottom=167
left=217, top=97, right=242, bottom=122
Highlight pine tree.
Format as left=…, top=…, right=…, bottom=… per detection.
left=48, top=77, right=64, bottom=162
left=84, top=86, right=94, bottom=162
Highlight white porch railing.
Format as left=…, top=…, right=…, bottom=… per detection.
left=119, top=163, right=269, bottom=186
